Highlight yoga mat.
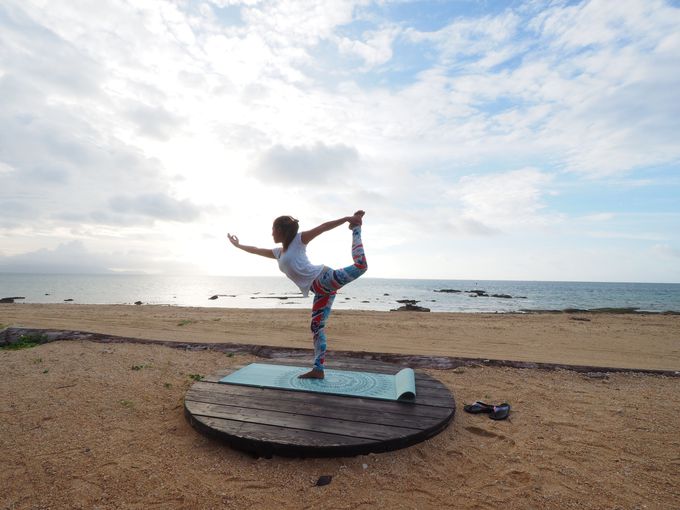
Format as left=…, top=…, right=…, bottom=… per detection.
left=219, top=363, right=416, bottom=401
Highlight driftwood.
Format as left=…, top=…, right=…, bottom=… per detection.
left=1, top=327, right=678, bottom=378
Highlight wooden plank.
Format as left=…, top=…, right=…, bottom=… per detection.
left=186, top=385, right=451, bottom=420
left=186, top=401, right=422, bottom=440
left=190, top=414, right=374, bottom=448
left=189, top=380, right=455, bottom=413
left=185, top=389, right=446, bottom=429
left=199, top=380, right=455, bottom=408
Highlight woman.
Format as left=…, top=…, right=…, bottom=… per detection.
left=227, top=210, right=367, bottom=379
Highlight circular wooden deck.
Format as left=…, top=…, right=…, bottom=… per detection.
left=184, top=358, right=456, bottom=458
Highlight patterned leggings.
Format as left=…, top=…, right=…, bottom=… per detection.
left=309, top=227, right=367, bottom=371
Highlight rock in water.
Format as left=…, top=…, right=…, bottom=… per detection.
left=391, top=304, right=431, bottom=312
left=1, top=297, right=25, bottom=303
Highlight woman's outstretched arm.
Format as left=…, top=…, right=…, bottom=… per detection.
left=300, top=210, right=364, bottom=245
left=227, top=233, right=276, bottom=259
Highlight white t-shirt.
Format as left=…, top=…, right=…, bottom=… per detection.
left=272, top=233, right=324, bottom=297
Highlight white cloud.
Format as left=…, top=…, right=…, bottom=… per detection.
left=255, top=142, right=359, bottom=184
left=109, top=193, right=204, bottom=222
left=652, top=244, right=680, bottom=259
left=0, top=240, right=200, bottom=274
left=450, top=168, right=556, bottom=230
left=336, top=26, right=400, bottom=69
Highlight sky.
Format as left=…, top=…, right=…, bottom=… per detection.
left=0, top=0, right=679, bottom=282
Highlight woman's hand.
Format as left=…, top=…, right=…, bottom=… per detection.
left=227, top=233, right=240, bottom=247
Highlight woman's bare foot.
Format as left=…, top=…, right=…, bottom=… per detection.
left=298, top=369, right=325, bottom=379
left=348, top=210, right=365, bottom=229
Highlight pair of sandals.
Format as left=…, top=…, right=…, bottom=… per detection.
left=463, top=401, right=511, bottom=420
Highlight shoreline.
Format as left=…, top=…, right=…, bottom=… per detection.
left=2, top=303, right=679, bottom=371
left=3, top=298, right=679, bottom=314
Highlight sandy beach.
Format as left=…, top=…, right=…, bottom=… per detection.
left=2, top=303, right=679, bottom=370
left=2, top=304, right=680, bottom=509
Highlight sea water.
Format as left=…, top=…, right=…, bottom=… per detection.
left=1, top=274, right=679, bottom=313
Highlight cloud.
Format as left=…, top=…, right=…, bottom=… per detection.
left=255, top=142, right=359, bottom=184
left=407, top=11, right=521, bottom=66
left=450, top=168, right=556, bottom=230
left=652, top=244, right=680, bottom=258
left=0, top=239, right=201, bottom=274
left=0, top=3, right=102, bottom=96
left=109, top=193, right=203, bottom=222
left=0, top=240, right=118, bottom=273
left=336, top=26, right=400, bottom=70
left=126, top=104, right=183, bottom=141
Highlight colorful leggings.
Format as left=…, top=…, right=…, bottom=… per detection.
left=309, top=227, right=367, bottom=371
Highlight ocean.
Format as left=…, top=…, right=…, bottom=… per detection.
left=1, top=273, right=679, bottom=313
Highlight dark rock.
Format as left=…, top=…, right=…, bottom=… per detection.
left=209, top=295, right=218, bottom=300
left=434, top=289, right=461, bottom=293
left=491, top=294, right=512, bottom=299
left=467, top=290, right=488, bottom=296
left=570, top=317, right=591, bottom=322
left=396, top=299, right=419, bottom=305
left=315, top=475, right=333, bottom=486
left=1, top=297, right=25, bottom=303
left=64, top=299, right=74, bottom=302
left=361, top=300, right=370, bottom=303
left=384, top=293, right=390, bottom=296
left=391, top=304, right=431, bottom=312
left=134, top=301, right=143, bottom=305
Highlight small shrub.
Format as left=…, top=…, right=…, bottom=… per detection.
left=188, top=374, right=204, bottom=381
left=177, top=320, right=196, bottom=327
left=119, top=400, right=134, bottom=408
left=1, top=333, right=48, bottom=350
left=131, top=363, right=151, bottom=371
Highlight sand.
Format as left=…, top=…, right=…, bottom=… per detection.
left=1, top=304, right=680, bottom=509
left=2, top=304, right=680, bottom=370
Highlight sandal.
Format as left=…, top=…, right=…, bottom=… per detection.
left=463, top=401, right=494, bottom=414
left=489, top=403, right=511, bottom=420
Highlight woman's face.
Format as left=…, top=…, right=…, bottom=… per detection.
left=272, top=225, right=283, bottom=243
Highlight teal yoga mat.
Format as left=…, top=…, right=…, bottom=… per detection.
left=219, top=363, right=416, bottom=401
